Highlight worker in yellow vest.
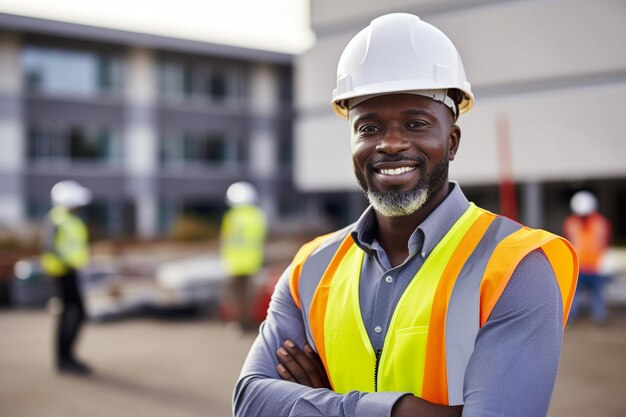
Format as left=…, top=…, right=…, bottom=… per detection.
left=220, top=181, right=267, bottom=331
left=234, top=13, right=578, bottom=417
left=41, top=180, right=92, bottom=375
left=564, top=191, right=611, bottom=324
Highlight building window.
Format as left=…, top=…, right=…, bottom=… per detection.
left=23, top=46, right=123, bottom=97
left=160, top=62, right=185, bottom=100
left=160, top=131, right=245, bottom=168
left=27, top=127, right=63, bottom=160
left=278, top=192, right=305, bottom=218
left=26, top=199, right=50, bottom=221
left=277, top=65, right=293, bottom=105
left=208, top=72, right=228, bottom=102
left=185, top=133, right=226, bottom=163
left=158, top=59, right=246, bottom=104
left=278, top=136, right=293, bottom=170
left=27, top=125, right=121, bottom=164
left=69, top=127, right=105, bottom=160
left=237, top=138, right=249, bottom=166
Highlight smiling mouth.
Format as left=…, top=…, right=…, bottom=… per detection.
left=376, top=166, right=417, bottom=176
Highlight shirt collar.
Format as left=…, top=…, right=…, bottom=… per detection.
left=351, top=182, right=470, bottom=258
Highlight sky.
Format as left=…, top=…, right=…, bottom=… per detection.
left=0, top=0, right=316, bottom=54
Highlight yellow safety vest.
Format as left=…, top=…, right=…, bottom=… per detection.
left=41, top=207, right=90, bottom=277
left=289, top=204, right=578, bottom=405
left=220, top=205, right=267, bottom=276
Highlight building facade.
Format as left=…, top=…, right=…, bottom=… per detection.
left=0, top=12, right=303, bottom=240
left=294, top=0, right=626, bottom=241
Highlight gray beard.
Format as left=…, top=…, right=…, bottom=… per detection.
left=366, top=188, right=428, bottom=217
left=355, top=155, right=449, bottom=218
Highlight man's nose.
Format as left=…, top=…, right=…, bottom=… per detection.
left=375, top=128, right=410, bottom=154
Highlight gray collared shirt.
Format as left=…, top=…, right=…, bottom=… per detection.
left=233, top=183, right=563, bottom=417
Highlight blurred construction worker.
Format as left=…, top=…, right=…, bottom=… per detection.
left=220, top=181, right=267, bottom=331
left=234, top=13, right=578, bottom=417
left=40, top=180, right=92, bottom=375
left=564, top=191, right=611, bottom=324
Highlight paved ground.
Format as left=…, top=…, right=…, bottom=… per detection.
left=1, top=308, right=624, bottom=417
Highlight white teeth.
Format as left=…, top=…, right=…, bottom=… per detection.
left=379, top=166, right=415, bottom=176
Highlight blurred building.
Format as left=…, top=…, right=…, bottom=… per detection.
left=294, top=0, right=626, bottom=241
left=0, top=12, right=310, bottom=240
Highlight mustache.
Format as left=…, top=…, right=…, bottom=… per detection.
left=369, top=155, right=426, bottom=166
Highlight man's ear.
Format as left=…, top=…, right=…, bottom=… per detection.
left=448, top=125, right=461, bottom=161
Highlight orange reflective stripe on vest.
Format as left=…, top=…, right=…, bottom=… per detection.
left=480, top=227, right=578, bottom=328
left=421, top=210, right=496, bottom=403
left=288, top=232, right=335, bottom=310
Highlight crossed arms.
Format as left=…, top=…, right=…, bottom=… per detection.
left=233, top=250, right=563, bottom=417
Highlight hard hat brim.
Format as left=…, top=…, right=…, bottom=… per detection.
left=332, top=83, right=474, bottom=118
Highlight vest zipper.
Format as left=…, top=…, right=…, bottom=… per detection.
left=374, top=349, right=382, bottom=392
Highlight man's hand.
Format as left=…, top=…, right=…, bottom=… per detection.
left=276, top=340, right=331, bottom=389
left=392, top=395, right=463, bottom=417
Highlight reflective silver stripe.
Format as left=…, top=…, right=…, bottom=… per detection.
left=299, top=225, right=354, bottom=350
left=445, top=216, right=521, bottom=404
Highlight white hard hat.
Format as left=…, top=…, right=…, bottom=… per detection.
left=570, top=191, right=597, bottom=216
left=332, top=13, right=474, bottom=118
left=226, top=181, right=258, bottom=206
left=50, top=180, right=92, bottom=208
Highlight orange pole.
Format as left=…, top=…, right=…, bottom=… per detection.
left=496, top=115, right=518, bottom=220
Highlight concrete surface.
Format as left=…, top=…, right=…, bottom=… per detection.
left=0, top=308, right=625, bottom=417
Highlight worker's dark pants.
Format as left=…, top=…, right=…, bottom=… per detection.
left=54, top=270, right=86, bottom=364
left=230, top=274, right=253, bottom=330
left=569, top=272, right=609, bottom=324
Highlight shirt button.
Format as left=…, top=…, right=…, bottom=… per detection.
left=385, top=275, right=393, bottom=283
left=421, top=251, right=426, bottom=258
left=374, top=326, right=383, bottom=334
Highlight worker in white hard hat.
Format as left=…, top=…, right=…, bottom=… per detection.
left=220, top=181, right=267, bottom=331
left=564, top=191, right=612, bottom=324
left=234, top=13, right=577, bottom=417
left=40, top=180, right=93, bottom=375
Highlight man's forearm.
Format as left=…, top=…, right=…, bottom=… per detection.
left=271, top=341, right=462, bottom=417
left=234, top=374, right=404, bottom=417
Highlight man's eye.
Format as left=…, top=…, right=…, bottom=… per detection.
left=407, top=120, right=427, bottom=128
left=359, top=125, right=379, bottom=133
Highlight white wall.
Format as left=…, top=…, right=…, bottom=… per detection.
left=453, top=83, right=626, bottom=184
left=295, top=0, right=626, bottom=191
left=295, top=115, right=353, bottom=191
left=429, top=0, right=626, bottom=89
left=311, top=0, right=455, bottom=29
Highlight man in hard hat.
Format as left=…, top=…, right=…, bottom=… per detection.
left=564, top=191, right=611, bottom=324
left=220, top=181, right=267, bottom=331
left=41, top=180, right=92, bottom=375
left=234, top=13, right=577, bottom=417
